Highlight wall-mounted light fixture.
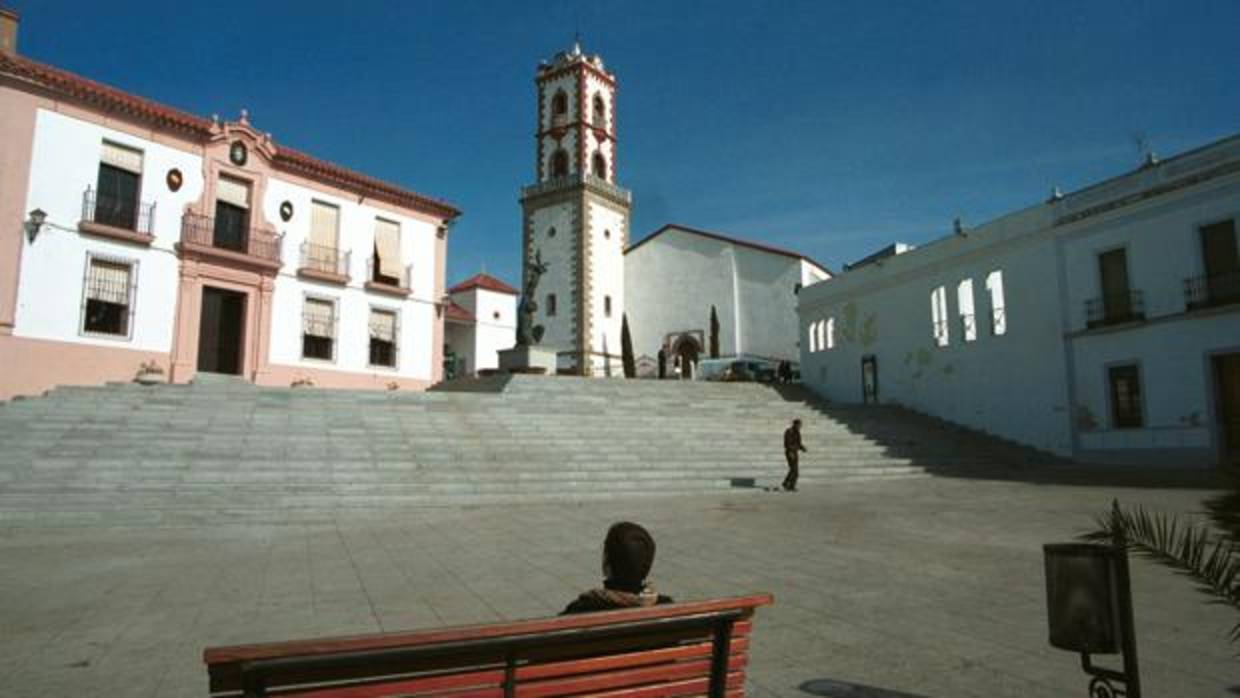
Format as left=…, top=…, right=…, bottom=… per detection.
left=24, top=208, right=46, bottom=243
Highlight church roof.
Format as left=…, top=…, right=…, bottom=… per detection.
left=448, top=273, right=519, bottom=296
left=444, top=300, right=475, bottom=324
left=0, top=52, right=460, bottom=220
left=626, top=224, right=832, bottom=275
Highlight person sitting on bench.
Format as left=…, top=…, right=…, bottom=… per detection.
left=563, top=521, right=674, bottom=614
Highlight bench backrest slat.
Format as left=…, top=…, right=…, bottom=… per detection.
left=204, top=593, right=772, bottom=698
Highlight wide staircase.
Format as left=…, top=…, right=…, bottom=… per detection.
left=0, top=375, right=1059, bottom=525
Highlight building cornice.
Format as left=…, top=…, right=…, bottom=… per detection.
left=0, top=52, right=461, bottom=220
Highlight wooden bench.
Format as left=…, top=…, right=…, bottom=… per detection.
left=204, top=593, right=773, bottom=698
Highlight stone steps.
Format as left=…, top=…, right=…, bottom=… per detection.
left=0, top=375, right=1061, bottom=521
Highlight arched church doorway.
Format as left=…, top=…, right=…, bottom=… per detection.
left=671, top=335, right=700, bottom=380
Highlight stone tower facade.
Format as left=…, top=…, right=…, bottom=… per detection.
left=520, top=43, right=632, bottom=376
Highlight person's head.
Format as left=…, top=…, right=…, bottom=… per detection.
left=792, top=419, right=802, bottom=430
left=602, top=521, right=656, bottom=586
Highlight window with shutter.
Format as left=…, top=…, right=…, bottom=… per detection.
left=302, top=298, right=336, bottom=361
left=95, top=142, right=143, bottom=230
left=373, top=218, right=403, bottom=284
left=369, top=308, right=398, bottom=368
left=83, top=256, right=133, bottom=337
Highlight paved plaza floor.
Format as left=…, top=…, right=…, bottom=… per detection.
left=0, top=470, right=1234, bottom=697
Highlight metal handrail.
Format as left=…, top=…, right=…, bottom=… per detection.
left=181, top=212, right=282, bottom=264
left=236, top=609, right=743, bottom=698
left=1085, top=290, right=1145, bottom=328
left=366, top=258, right=412, bottom=290
left=299, top=242, right=349, bottom=277
left=81, top=187, right=155, bottom=234
left=1185, top=272, right=1240, bottom=310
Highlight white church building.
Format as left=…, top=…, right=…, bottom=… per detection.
left=518, top=43, right=830, bottom=377
left=625, top=224, right=830, bottom=375
left=0, top=11, right=460, bottom=400
left=799, top=134, right=1240, bottom=469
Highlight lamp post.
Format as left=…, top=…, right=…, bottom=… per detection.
left=1043, top=502, right=1141, bottom=697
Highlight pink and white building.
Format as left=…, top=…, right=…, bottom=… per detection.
left=0, top=10, right=460, bottom=400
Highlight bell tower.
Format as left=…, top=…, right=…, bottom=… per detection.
left=520, top=42, right=631, bottom=376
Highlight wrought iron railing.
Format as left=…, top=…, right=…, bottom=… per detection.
left=1185, top=272, right=1240, bottom=310
left=1085, top=290, right=1145, bottom=329
left=300, top=242, right=350, bottom=277
left=521, top=172, right=632, bottom=203
left=81, top=187, right=155, bottom=234
left=180, top=212, right=282, bottom=264
left=367, top=258, right=412, bottom=291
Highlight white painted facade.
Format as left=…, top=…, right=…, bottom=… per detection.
left=15, top=109, right=200, bottom=352
left=799, top=135, right=1240, bottom=467
left=624, top=225, right=830, bottom=367
left=0, top=42, right=458, bottom=399
left=588, top=199, right=626, bottom=375
left=444, top=281, right=517, bottom=376
left=263, top=176, right=441, bottom=381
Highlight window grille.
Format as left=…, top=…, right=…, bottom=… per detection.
left=82, top=255, right=135, bottom=338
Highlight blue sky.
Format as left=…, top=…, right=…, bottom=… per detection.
left=16, top=1, right=1239, bottom=283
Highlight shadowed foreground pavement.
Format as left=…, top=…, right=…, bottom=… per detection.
left=0, top=474, right=1233, bottom=697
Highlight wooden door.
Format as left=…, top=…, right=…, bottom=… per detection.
left=197, top=287, right=246, bottom=375
left=1215, top=353, right=1240, bottom=468
left=1201, top=220, right=1239, bottom=304
left=861, top=355, right=878, bottom=404
left=1098, top=248, right=1131, bottom=320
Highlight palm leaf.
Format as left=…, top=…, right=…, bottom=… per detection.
left=1081, top=501, right=1240, bottom=645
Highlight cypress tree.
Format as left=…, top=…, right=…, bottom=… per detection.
left=621, top=313, right=636, bottom=378
left=709, top=305, right=720, bottom=358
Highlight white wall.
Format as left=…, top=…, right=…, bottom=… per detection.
left=734, top=245, right=805, bottom=361
left=15, top=109, right=202, bottom=351
left=588, top=198, right=625, bottom=364
left=625, top=227, right=811, bottom=363
left=263, top=176, right=439, bottom=380
left=799, top=204, right=1076, bottom=456
left=528, top=202, right=577, bottom=351
left=625, top=229, right=737, bottom=359
left=799, top=136, right=1240, bottom=464
left=1061, top=169, right=1240, bottom=464
left=447, top=287, right=516, bottom=374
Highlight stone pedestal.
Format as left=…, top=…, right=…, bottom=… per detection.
left=498, top=345, right=559, bottom=375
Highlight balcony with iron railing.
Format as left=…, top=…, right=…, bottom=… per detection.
left=1085, top=290, right=1145, bottom=329
left=179, top=212, right=282, bottom=269
left=298, top=242, right=351, bottom=285
left=366, top=258, right=412, bottom=297
left=1185, top=272, right=1240, bottom=311
left=78, top=187, right=156, bottom=245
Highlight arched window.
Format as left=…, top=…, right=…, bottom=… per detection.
left=547, top=226, right=556, bottom=239
left=592, top=94, right=605, bottom=126
left=546, top=293, right=557, bottom=317
left=592, top=152, right=607, bottom=180
left=552, top=149, right=569, bottom=178
left=551, top=90, right=568, bottom=118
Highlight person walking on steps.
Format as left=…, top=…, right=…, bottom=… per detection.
left=783, top=419, right=806, bottom=491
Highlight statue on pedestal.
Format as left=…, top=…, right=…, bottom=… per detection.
left=515, top=249, right=549, bottom=346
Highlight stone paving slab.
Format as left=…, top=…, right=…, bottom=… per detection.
left=0, top=474, right=1234, bottom=697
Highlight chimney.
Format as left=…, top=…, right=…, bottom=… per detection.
left=0, top=7, right=17, bottom=55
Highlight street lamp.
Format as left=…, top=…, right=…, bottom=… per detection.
left=25, top=208, right=46, bottom=243
left=1043, top=503, right=1141, bottom=697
